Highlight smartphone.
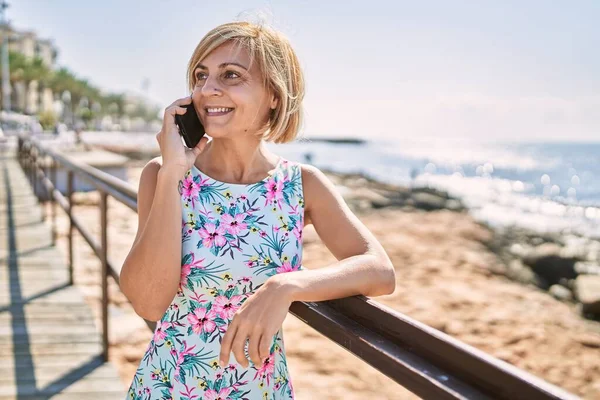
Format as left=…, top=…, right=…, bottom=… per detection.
left=174, top=102, right=206, bottom=148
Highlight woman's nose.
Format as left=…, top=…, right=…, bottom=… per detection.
left=200, top=75, right=222, bottom=96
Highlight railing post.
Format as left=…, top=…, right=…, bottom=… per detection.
left=21, top=140, right=27, bottom=177
left=100, top=192, right=109, bottom=362
left=50, top=157, right=57, bottom=245
left=41, top=151, right=48, bottom=221
left=17, top=136, right=23, bottom=163
left=31, top=146, right=37, bottom=199
left=67, top=170, right=74, bottom=286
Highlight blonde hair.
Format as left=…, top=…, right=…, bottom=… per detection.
left=187, top=21, right=305, bottom=144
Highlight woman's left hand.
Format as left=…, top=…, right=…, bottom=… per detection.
left=219, top=275, right=293, bottom=368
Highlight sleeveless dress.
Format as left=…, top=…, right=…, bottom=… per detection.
left=126, top=156, right=305, bottom=400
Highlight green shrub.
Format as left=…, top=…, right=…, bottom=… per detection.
left=38, top=110, right=57, bottom=130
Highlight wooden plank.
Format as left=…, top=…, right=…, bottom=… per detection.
left=0, top=198, right=40, bottom=210
left=0, top=285, right=87, bottom=306
left=0, top=311, right=94, bottom=322
left=0, top=302, right=92, bottom=312
left=0, top=334, right=101, bottom=346
left=0, top=392, right=126, bottom=400
left=1, top=353, right=106, bottom=369
left=0, top=269, right=69, bottom=281
left=0, top=342, right=103, bottom=356
left=0, top=258, right=68, bottom=268
left=0, top=263, right=68, bottom=271
left=0, top=323, right=99, bottom=336
left=0, top=376, right=126, bottom=397
left=0, top=362, right=120, bottom=383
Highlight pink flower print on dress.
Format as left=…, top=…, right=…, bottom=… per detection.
left=265, top=178, right=284, bottom=206
left=276, top=261, right=298, bottom=274
left=153, top=321, right=170, bottom=342
left=293, top=225, right=303, bottom=242
left=181, top=174, right=202, bottom=207
left=221, top=213, right=248, bottom=235
left=198, top=223, right=228, bottom=248
left=253, top=353, right=275, bottom=386
left=173, top=340, right=198, bottom=382
left=204, top=386, right=233, bottom=400
left=212, top=295, right=242, bottom=320
left=179, top=263, right=191, bottom=288
left=187, top=307, right=218, bottom=334
left=180, top=253, right=206, bottom=287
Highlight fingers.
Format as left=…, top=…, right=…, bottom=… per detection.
left=168, top=95, right=192, bottom=108
left=231, top=329, right=249, bottom=368
left=248, top=329, right=263, bottom=366
left=258, top=332, right=271, bottom=364
left=165, top=106, right=188, bottom=119
left=189, top=136, right=209, bottom=158
left=163, top=96, right=192, bottom=127
left=219, top=322, right=237, bottom=367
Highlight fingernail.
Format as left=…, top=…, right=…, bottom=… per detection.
left=219, top=359, right=224, bottom=367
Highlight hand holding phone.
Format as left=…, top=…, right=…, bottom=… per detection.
left=157, top=96, right=208, bottom=178
left=175, top=101, right=206, bottom=148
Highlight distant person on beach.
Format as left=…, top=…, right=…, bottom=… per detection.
left=410, top=167, right=419, bottom=188
left=304, top=151, right=314, bottom=164
left=119, top=20, right=396, bottom=399
left=74, top=125, right=91, bottom=151
left=74, top=126, right=83, bottom=145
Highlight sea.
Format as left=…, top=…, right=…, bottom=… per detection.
left=82, top=132, right=600, bottom=239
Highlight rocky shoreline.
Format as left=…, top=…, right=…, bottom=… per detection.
left=323, top=165, right=600, bottom=322
left=43, top=155, right=600, bottom=399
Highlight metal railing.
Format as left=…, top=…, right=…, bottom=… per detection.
left=15, top=133, right=580, bottom=400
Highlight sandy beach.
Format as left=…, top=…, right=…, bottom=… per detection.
left=42, top=160, right=600, bottom=399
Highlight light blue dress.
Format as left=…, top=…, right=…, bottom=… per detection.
left=126, top=157, right=305, bottom=400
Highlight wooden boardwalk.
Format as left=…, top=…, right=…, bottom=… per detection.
left=0, top=149, right=125, bottom=399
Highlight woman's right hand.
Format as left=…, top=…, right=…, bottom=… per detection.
left=156, top=96, right=209, bottom=178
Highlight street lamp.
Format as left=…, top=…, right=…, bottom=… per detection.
left=61, top=90, right=72, bottom=128
left=1, top=1, right=11, bottom=112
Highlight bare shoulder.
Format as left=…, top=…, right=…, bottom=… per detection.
left=299, top=163, right=344, bottom=227
left=132, top=156, right=165, bottom=246
left=138, top=156, right=166, bottom=180
left=146, top=156, right=164, bottom=169
left=298, top=162, right=385, bottom=262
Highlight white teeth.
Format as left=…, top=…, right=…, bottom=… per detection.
left=207, top=107, right=233, bottom=113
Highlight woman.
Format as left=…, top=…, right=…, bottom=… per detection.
left=120, top=21, right=396, bottom=399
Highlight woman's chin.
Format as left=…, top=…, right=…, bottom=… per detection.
left=204, top=128, right=239, bottom=139
left=204, top=130, right=225, bottom=138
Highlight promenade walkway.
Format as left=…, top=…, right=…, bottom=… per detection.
left=0, top=147, right=125, bottom=399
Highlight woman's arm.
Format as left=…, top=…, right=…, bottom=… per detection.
left=271, top=163, right=396, bottom=301
left=119, top=158, right=183, bottom=321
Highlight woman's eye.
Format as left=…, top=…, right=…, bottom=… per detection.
left=224, top=71, right=240, bottom=79
left=195, top=71, right=240, bottom=82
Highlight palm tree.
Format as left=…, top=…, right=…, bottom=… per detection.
left=5, top=49, right=157, bottom=127
left=100, top=92, right=125, bottom=118
left=5, top=51, right=52, bottom=113
left=7, top=51, right=28, bottom=110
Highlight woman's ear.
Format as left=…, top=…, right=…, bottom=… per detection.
left=270, top=92, right=279, bottom=110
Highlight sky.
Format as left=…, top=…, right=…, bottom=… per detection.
left=9, top=0, right=600, bottom=141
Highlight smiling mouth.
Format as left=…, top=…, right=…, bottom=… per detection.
left=205, top=108, right=234, bottom=117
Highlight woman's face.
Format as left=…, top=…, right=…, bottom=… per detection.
left=191, top=41, right=278, bottom=139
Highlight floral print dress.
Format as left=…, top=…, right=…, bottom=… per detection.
left=126, top=157, right=305, bottom=400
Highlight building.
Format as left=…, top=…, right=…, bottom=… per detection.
left=0, top=23, right=58, bottom=114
